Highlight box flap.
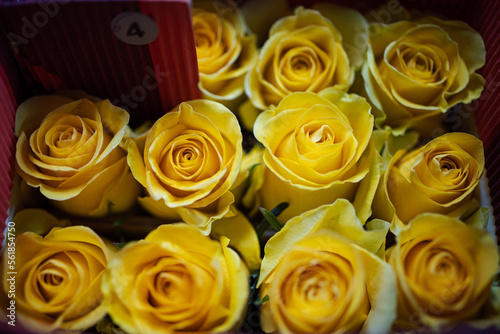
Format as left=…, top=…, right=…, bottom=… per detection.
left=0, top=0, right=200, bottom=126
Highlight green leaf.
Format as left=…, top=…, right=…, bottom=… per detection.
left=259, top=207, right=283, bottom=232
left=270, top=202, right=289, bottom=217
left=249, top=162, right=261, bottom=174
left=254, top=295, right=269, bottom=306
left=113, top=242, right=128, bottom=249
left=255, top=202, right=288, bottom=240
left=248, top=272, right=260, bottom=306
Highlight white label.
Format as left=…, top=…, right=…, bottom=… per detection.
left=111, top=12, right=159, bottom=46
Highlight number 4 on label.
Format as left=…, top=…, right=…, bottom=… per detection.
left=112, top=12, right=159, bottom=45
left=127, top=22, right=145, bottom=38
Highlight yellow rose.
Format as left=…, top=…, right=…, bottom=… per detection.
left=252, top=88, right=380, bottom=224
left=258, top=199, right=396, bottom=334
left=241, top=6, right=367, bottom=129
left=372, top=132, right=485, bottom=234
left=387, top=214, right=500, bottom=330
left=103, top=224, right=249, bottom=334
left=126, top=99, right=243, bottom=234
left=362, top=17, right=485, bottom=132
left=15, top=91, right=140, bottom=217
left=1, top=223, right=110, bottom=332
left=193, top=0, right=258, bottom=109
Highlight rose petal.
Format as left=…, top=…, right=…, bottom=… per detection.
left=15, top=95, right=75, bottom=136
left=258, top=199, right=390, bottom=287
left=416, top=16, right=486, bottom=73
left=312, top=3, right=368, bottom=69
left=211, top=209, right=262, bottom=272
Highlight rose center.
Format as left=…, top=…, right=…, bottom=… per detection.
left=43, top=273, right=64, bottom=286
left=405, top=51, right=434, bottom=73
left=421, top=152, right=468, bottom=189
left=426, top=248, right=468, bottom=306
left=292, top=257, right=351, bottom=307
left=429, top=250, right=458, bottom=276
left=309, top=125, right=333, bottom=144
left=300, top=271, right=332, bottom=302
left=36, top=254, right=74, bottom=303
left=195, top=32, right=214, bottom=48
left=434, top=155, right=463, bottom=182
left=156, top=272, right=180, bottom=298
left=143, top=254, right=218, bottom=325
left=300, top=118, right=353, bottom=149
left=406, top=242, right=469, bottom=309
left=53, top=127, right=83, bottom=149
left=175, top=146, right=199, bottom=166
left=440, top=158, right=458, bottom=174
left=279, top=46, right=323, bottom=91
left=193, top=13, right=222, bottom=58
left=149, top=264, right=193, bottom=307
left=391, top=43, right=445, bottom=84
left=59, top=128, right=77, bottom=142
left=292, top=56, right=312, bottom=74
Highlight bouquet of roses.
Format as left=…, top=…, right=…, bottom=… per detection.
left=1, top=1, right=499, bottom=333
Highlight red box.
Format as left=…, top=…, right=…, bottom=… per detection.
left=0, top=1, right=499, bottom=333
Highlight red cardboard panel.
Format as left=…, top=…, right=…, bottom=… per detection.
left=465, top=0, right=500, bottom=238
left=471, top=0, right=500, bottom=150
left=0, top=0, right=200, bottom=126
left=0, top=50, right=16, bottom=246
